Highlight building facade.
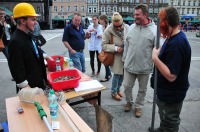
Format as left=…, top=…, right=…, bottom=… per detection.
left=168, top=0, right=200, bottom=19
left=52, top=0, right=87, bottom=19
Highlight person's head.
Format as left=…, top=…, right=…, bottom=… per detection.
left=134, top=4, right=149, bottom=25
left=99, top=15, right=108, bottom=26
left=158, top=6, right=180, bottom=38
left=13, top=3, right=39, bottom=33
left=0, top=8, right=6, bottom=18
left=112, top=12, right=123, bottom=31
left=92, top=15, right=99, bottom=25
left=72, top=12, right=82, bottom=27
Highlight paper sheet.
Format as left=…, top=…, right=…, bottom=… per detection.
left=74, top=80, right=103, bottom=92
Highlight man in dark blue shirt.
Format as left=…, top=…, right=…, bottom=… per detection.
left=62, top=13, right=89, bottom=72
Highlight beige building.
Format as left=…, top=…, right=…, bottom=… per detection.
left=52, top=0, right=87, bottom=19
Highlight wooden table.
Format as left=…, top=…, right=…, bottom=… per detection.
left=6, top=96, right=93, bottom=132
left=65, top=71, right=106, bottom=106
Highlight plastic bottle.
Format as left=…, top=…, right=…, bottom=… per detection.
left=55, top=57, right=61, bottom=71
left=49, top=89, right=58, bottom=119
left=69, top=59, right=74, bottom=70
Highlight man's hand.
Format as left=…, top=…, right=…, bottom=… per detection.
left=70, top=49, right=76, bottom=54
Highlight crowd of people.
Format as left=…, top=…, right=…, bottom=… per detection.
left=0, top=2, right=192, bottom=132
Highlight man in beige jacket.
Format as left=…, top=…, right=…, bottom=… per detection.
left=122, top=4, right=157, bottom=117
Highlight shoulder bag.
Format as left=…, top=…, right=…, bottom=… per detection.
left=0, top=31, right=5, bottom=52
left=98, top=34, right=115, bottom=66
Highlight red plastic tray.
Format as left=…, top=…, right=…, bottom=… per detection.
left=48, top=69, right=81, bottom=91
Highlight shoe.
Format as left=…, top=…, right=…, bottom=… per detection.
left=96, top=72, right=100, bottom=76
left=117, top=90, right=123, bottom=97
left=91, top=72, right=95, bottom=77
left=124, top=102, right=132, bottom=112
left=100, top=75, right=112, bottom=82
left=135, top=108, right=142, bottom=118
left=148, top=127, right=163, bottom=132
left=111, top=94, right=121, bottom=101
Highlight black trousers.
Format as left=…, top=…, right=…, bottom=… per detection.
left=89, top=51, right=101, bottom=73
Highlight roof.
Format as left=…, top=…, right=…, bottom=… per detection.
left=0, top=5, right=13, bottom=16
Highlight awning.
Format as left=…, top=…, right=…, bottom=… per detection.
left=0, top=5, right=13, bottom=16
left=66, top=15, right=73, bottom=20
left=181, top=16, right=194, bottom=19
left=124, top=16, right=135, bottom=21
left=52, top=15, right=64, bottom=21
left=180, top=19, right=185, bottom=23
left=191, top=19, right=200, bottom=23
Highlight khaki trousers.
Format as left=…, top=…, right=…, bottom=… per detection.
left=123, top=70, right=149, bottom=108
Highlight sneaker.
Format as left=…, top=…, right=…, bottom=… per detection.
left=111, top=94, right=121, bottom=101
left=117, top=90, right=123, bottom=97
left=135, top=108, right=142, bottom=118
left=91, top=72, right=95, bottom=77
left=124, top=102, right=132, bottom=112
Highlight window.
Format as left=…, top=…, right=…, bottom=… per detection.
left=130, top=0, right=133, bottom=3
left=154, top=8, right=158, bottom=13
left=193, top=1, right=196, bottom=6
left=93, top=7, right=97, bottom=13
left=37, top=6, right=40, bottom=12
left=188, top=1, right=191, bottom=6
left=74, top=6, right=78, bottom=11
left=107, top=7, right=110, bottom=12
left=183, top=1, right=185, bottom=6
left=101, top=7, right=105, bottom=12
left=150, top=0, right=153, bottom=3
left=113, top=7, right=117, bottom=12
left=136, top=0, right=139, bottom=3
left=93, top=0, right=97, bottom=3
left=101, top=0, right=105, bottom=3
left=88, top=7, right=92, bottom=13
left=187, top=8, right=190, bottom=14
left=149, top=8, right=153, bottom=13
left=107, top=0, right=110, bottom=3
left=143, top=0, right=146, bottom=3
left=171, top=2, right=173, bottom=5
left=182, top=8, right=185, bottom=14
left=67, top=6, right=70, bottom=11
left=61, top=6, right=64, bottom=12
left=81, top=6, right=84, bottom=11
left=197, top=9, right=199, bottom=14
left=54, top=6, right=57, bottom=12
left=192, top=8, right=195, bottom=14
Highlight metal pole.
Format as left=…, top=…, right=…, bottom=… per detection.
left=150, top=17, right=160, bottom=132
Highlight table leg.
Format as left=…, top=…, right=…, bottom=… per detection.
left=98, top=91, right=101, bottom=106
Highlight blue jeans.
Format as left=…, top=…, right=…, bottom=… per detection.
left=69, top=51, right=86, bottom=73
left=111, top=74, right=123, bottom=94
left=105, top=66, right=111, bottom=79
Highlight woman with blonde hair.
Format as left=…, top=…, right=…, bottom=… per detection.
left=99, top=14, right=112, bottom=82
left=101, top=12, right=129, bottom=101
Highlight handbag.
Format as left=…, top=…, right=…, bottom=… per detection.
left=98, top=34, right=115, bottom=66
left=37, top=34, right=46, bottom=46
left=0, top=31, right=5, bottom=52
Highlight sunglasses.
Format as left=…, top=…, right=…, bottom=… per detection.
left=113, top=23, right=123, bottom=28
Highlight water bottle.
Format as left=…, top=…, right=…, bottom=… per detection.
left=55, top=57, right=61, bottom=71
left=69, top=59, right=74, bottom=70
left=49, top=89, right=58, bottom=119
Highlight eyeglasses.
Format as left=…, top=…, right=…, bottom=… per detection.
left=113, top=23, right=123, bottom=28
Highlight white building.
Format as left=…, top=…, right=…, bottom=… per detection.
left=168, top=0, right=200, bottom=19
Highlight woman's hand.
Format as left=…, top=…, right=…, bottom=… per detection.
left=152, top=47, right=161, bottom=62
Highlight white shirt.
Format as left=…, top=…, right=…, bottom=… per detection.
left=87, top=24, right=103, bottom=52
